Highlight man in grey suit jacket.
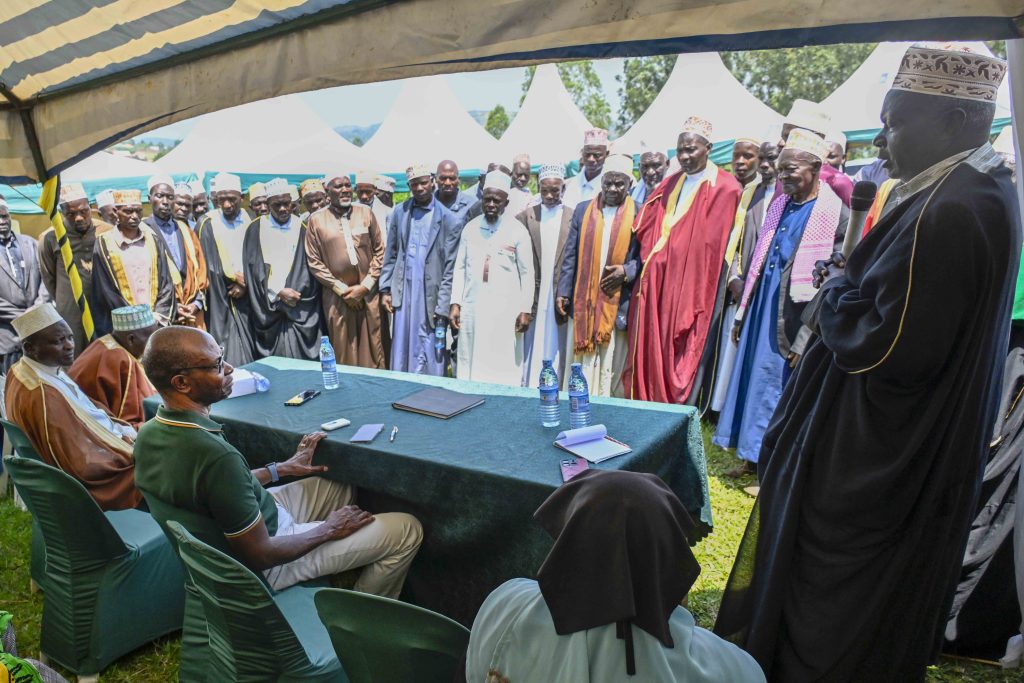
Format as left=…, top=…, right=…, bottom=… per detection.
left=0, top=201, right=49, bottom=371
left=517, top=164, right=574, bottom=387
left=380, top=164, right=462, bottom=375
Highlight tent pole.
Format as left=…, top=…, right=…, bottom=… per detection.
left=0, top=86, right=47, bottom=182
left=1006, top=40, right=1024, bottom=211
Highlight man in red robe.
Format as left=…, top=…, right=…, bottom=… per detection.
left=623, top=116, right=742, bottom=404
left=68, top=304, right=159, bottom=429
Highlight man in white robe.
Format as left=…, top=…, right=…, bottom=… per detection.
left=519, top=163, right=572, bottom=387
left=450, top=171, right=535, bottom=386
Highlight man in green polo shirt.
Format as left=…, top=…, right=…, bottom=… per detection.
left=134, top=326, right=422, bottom=596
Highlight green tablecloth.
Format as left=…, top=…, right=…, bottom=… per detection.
left=144, top=357, right=712, bottom=624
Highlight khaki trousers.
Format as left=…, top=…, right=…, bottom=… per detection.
left=264, top=476, right=423, bottom=598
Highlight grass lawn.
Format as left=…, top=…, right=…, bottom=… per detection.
left=1, top=421, right=1022, bottom=681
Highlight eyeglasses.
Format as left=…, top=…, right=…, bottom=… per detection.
left=173, top=346, right=225, bottom=375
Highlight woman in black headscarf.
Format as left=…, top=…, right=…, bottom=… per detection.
left=465, top=470, right=764, bottom=682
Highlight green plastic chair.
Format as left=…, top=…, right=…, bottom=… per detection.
left=166, top=521, right=347, bottom=682
left=1, top=419, right=42, bottom=462
left=1, top=419, right=48, bottom=594
left=314, top=588, right=470, bottom=683
left=2, top=455, right=185, bottom=678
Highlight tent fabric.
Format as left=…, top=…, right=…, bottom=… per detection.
left=498, top=64, right=593, bottom=165
left=360, top=74, right=500, bottom=173
left=821, top=41, right=1014, bottom=134
left=62, top=151, right=161, bottom=181
left=614, top=52, right=785, bottom=155
left=157, top=94, right=368, bottom=175
left=2, top=0, right=1022, bottom=184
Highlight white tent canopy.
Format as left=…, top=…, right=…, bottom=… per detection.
left=361, top=75, right=500, bottom=173
left=497, top=64, right=593, bottom=165
left=157, top=94, right=368, bottom=176
left=614, top=52, right=785, bottom=155
left=2, top=1, right=1022, bottom=183
left=62, top=151, right=161, bottom=181
left=822, top=41, right=1013, bottom=133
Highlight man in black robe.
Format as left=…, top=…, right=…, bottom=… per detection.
left=196, top=172, right=254, bottom=366
left=243, top=179, right=321, bottom=360
left=714, top=46, right=1019, bottom=683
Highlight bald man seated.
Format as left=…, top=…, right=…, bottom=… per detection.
left=5, top=302, right=142, bottom=510
left=134, top=327, right=423, bottom=595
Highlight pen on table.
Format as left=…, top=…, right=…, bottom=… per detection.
left=390, top=425, right=398, bottom=442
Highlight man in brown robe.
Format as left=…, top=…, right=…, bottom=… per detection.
left=39, top=182, right=112, bottom=355
left=5, top=303, right=141, bottom=510
left=306, top=172, right=386, bottom=368
left=68, top=304, right=158, bottom=429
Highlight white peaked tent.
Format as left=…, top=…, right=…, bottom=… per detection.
left=157, top=94, right=368, bottom=175
left=614, top=52, right=785, bottom=155
left=822, top=41, right=1013, bottom=133
left=498, top=64, right=593, bottom=164
left=63, top=151, right=161, bottom=181
left=361, top=75, right=500, bottom=173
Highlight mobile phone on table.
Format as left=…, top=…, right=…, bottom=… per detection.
left=559, top=457, right=589, bottom=482
left=284, top=389, right=320, bottom=406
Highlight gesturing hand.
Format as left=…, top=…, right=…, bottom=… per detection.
left=282, top=432, right=329, bottom=477
left=322, top=505, right=375, bottom=540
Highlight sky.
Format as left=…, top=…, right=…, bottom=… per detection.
left=140, top=59, right=625, bottom=141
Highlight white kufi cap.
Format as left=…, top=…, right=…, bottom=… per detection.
left=483, top=170, right=512, bottom=193
left=13, top=302, right=63, bottom=341
left=147, top=174, right=175, bottom=193
left=602, top=154, right=635, bottom=181
left=213, top=173, right=242, bottom=194
left=264, top=177, right=290, bottom=198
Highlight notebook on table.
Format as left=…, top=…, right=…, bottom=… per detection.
left=392, top=387, right=485, bottom=419
left=554, top=425, right=631, bottom=463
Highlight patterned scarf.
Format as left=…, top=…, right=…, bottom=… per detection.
left=738, top=180, right=842, bottom=317
left=573, top=195, right=635, bottom=352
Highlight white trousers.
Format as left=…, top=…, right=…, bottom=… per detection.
left=264, top=476, right=423, bottom=599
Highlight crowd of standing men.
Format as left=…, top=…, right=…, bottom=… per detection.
left=0, top=42, right=1021, bottom=682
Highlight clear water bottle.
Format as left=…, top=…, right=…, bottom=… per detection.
left=434, top=318, right=446, bottom=351
left=568, top=362, right=591, bottom=429
left=320, top=335, right=340, bottom=390
left=538, top=360, right=560, bottom=428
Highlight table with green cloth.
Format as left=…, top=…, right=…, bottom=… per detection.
left=143, top=357, right=712, bottom=625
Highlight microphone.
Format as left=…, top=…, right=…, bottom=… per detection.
left=841, top=180, right=877, bottom=259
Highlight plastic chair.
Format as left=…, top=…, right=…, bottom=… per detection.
left=314, top=588, right=470, bottom=683
left=166, top=521, right=347, bottom=682
left=2, top=455, right=185, bottom=680
left=0, top=419, right=43, bottom=462
left=1, top=419, right=48, bottom=592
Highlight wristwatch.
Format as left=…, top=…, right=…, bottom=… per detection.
left=267, top=462, right=280, bottom=483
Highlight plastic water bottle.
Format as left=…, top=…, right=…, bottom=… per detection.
left=252, top=372, right=270, bottom=392
left=538, top=360, right=560, bottom=428
left=568, top=362, right=591, bottom=429
left=434, top=318, right=446, bottom=351
left=320, top=336, right=340, bottom=390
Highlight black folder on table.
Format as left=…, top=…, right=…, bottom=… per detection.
left=392, top=387, right=485, bottom=419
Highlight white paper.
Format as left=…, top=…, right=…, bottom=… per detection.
left=228, top=369, right=257, bottom=398
left=555, top=424, right=607, bottom=446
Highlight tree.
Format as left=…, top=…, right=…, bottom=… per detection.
left=615, top=55, right=677, bottom=132
left=721, top=44, right=876, bottom=114
left=521, top=61, right=614, bottom=132
left=485, top=104, right=511, bottom=138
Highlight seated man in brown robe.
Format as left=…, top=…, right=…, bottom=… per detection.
left=68, top=304, right=158, bottom=430
left=5, top=302, right=141, bottom=510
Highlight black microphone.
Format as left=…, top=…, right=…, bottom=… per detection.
left=842, top=180, right=877, bottom=259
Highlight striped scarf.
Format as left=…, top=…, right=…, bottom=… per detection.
left=573, top=196, right=635, bottom=352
